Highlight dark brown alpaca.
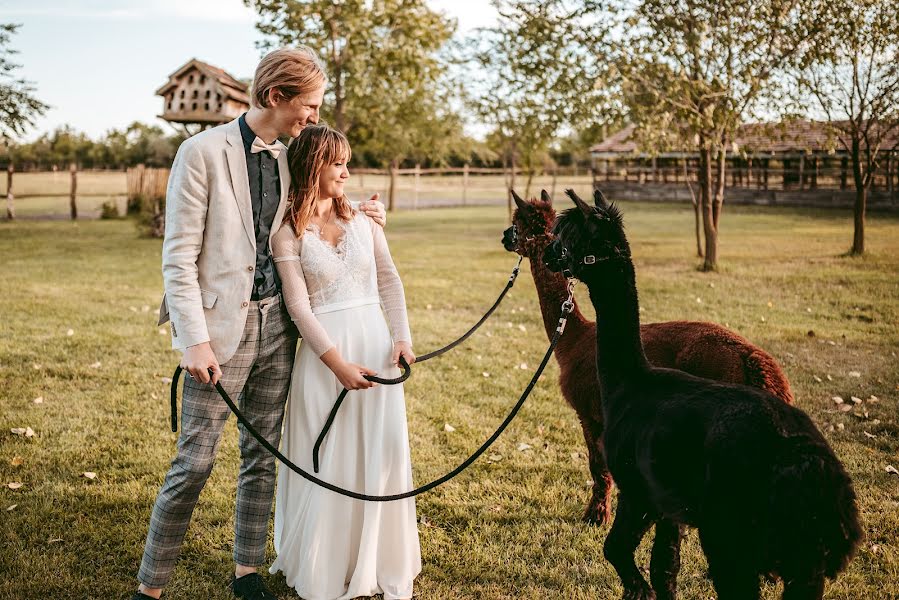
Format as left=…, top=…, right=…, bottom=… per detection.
left=502, top=190, right=794, bottom=525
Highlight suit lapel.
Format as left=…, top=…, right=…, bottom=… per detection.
left=270, top=142, right=291, bottom=248
left=224, top=120, right=256, bottom=249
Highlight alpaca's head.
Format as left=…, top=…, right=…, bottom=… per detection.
left=502, top=190, right=557, bottom=258
left=543, top=189, right=630, bottom=280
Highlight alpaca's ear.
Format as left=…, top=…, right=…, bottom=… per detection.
left=593, top=189, right=610, bottom=210
left=511, top=189, right=528, bottom=211
left=540, top=189, right=552, bottom=205
left=566, top=189, right=593, bottom=218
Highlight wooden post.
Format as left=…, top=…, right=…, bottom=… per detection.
left=69, top=163, right=78, bottom=220
left=5, top=164, right=14, bottom=220
left=763, top=159, right=769, bottom=190
left=413, top=164, right=420, bottom=210
left=651, top=156, right=658, bottom=183
left=462, top=163, right=469, bottom=205
left=812, top=156, right=819, bottom=190
left=388, top=162, right=398, bottom=211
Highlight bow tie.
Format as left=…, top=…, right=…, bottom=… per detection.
left=251, top=137, right=282, bottom=159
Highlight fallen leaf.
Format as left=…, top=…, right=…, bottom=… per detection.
left=518, top=363, right=528, bottom=370
left=10, top=428, right=26, bottom=436
left=32, top=363, right=42, bottom=370
left=419, top=515, right=431, bottom=526
left=443, top=423, right=455, bottom=433
left=506, top=321, right=513, bottom=328
left=484, top=331, right=492, bottom=338
left=158, top=328, right=167, bottom=335
left=806, top=307, right=812, bottom=313
left=425, top=304, right=432, bottom=310
left=517, top=324, right=527, bottom=332
left=5, top=504, right=16, bottom=512
left=33, top=396, right=43, bottom=404
left=696, top=297, right=702, bottom=304
left=838, top=404, right=853, bottom=412
left=129, top=306, right=138, bottom=312
left=851, top=396, right=862, bottom=404
left=25, top=427, right=35, bottom=438
left=482, top=372, right=490, bottom=378
left=825, top=424, right=835, bottom=433
left=89, top=362, right=102, bottom=369
left=160, top=377, right=173, bottom=384
left=767, top=301, right=774, bottom=308
left=66, top=329, right=74, bottom=337
left=826, top=374, right=833, bottom=381
left=571, top=452, right=581, bottom=460
left=813, top=376, right=823, bottom=383
left=886, top=465, right=899, bottom=476
left=537, top=425, right=544, bottom=435
left=760, top=316, right=766, bottom=322
left=863, top=431, right=877, bottom=439
left=832, top=396, right=844, bottom=405
left=141, top=305, right=150, bottom=313
left=82, top=472, right=97, bottom=480
left=487, top=453, right=503, bottom=462
left=848, top=371, right=861, bottom=378
left=827, top=340, right=836, bottom=346
left=47, top=538, right=63, bottom=544
left=9, top=456, right=23, bottom=467
left=7, top=482, right=23, bottom=490
left=870, top=543, right=880, bottom=554
left=868, top=395, right=879, bottom=403
left=836, top=423, right=845, bottom=431
left=150, top=392, right=158, bottom=400
left=517, top=443, right=532, bottom=452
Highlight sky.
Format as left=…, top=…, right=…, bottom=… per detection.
left=0, top=0, right=498, bottom=141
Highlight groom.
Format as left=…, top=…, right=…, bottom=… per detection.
left=134, top=47, right=386, bottom=600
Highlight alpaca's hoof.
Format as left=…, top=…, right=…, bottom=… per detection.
left=582, top=502, right=612, bottom=526
left=622, top=585, right=656, bottom=600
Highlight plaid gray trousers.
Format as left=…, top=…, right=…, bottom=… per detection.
left=138, top=295, right=298, bottom=588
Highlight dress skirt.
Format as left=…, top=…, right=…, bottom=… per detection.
left=270, top=300, right=421, bottom=600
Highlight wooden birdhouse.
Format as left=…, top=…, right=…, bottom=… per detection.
left=156, top=59, right=250, bottom=135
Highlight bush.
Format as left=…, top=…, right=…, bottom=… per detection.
left=100, top=200, right=121, bottom=219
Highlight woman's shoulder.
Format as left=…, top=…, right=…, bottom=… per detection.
left=272, top=222, right=303, bottom=257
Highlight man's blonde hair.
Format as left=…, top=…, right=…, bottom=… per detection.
left=252, top=47, right=327, bottom=108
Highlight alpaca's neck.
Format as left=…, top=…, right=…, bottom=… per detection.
left=582, top=260, right=649, bottom=395
left=527, top=253, right=589, bottom=354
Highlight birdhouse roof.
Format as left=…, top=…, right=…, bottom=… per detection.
left=155, top=58, right=250, bottom=104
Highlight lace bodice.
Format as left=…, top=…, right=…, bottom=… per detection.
left=272, top=211, right=411, bottom=356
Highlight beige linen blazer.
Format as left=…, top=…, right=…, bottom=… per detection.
left=157, top=117, right=290, bottom=364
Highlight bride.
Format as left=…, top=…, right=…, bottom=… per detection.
left=269, top=123, right=421, bottom=600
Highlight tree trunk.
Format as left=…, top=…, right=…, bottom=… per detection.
left=388, top=161, right=398, bottom=212
left=850, top=138, right=866, bottom=255
left=699, top=144, right=718, bottom=271
left=683, top=159, right=703, bottom=257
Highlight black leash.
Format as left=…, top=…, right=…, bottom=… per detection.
left=168, top=299, right=571, bottom=501
left=310, top=256, right=523, bottom=470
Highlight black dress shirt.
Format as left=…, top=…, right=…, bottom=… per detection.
left=238, top=113, right=281, bottom=300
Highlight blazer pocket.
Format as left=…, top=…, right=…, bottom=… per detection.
left=200, top=289, right=218, bottom=309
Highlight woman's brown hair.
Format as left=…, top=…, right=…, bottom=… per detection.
left=284, top=123, right=354, bottom=235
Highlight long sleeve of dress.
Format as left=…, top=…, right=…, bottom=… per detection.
left=369, top=218, right=412, bottom=346
left=272, top=226, right=337, bottom=357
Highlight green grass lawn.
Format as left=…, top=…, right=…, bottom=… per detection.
left=1, top=202, right=897, bottom=599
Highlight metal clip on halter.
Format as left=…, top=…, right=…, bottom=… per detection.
left=557, top=280, right=576, bottom=334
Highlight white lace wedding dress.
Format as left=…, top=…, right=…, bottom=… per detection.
left=269, top=210, right=421, bottom=600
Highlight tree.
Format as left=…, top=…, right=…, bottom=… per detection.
left=464, top=0, right=612, bottom=208
left=614, top=0, right=825, bottom=270
left=796, top=0, right=899, bottom=255
left=246, top=0, right=472, bottom=209
left=0, top=24, right=48, bottom=141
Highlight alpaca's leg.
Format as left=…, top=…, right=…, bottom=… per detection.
left=604, top=494, right=655, bottom=600
left=580, top=418, right=613, bottom=525
left=649, top=520, right=683, bottom=600
left=781, top=576, right=825, bottom=600
left=700, top=532, right=760, bottom=600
